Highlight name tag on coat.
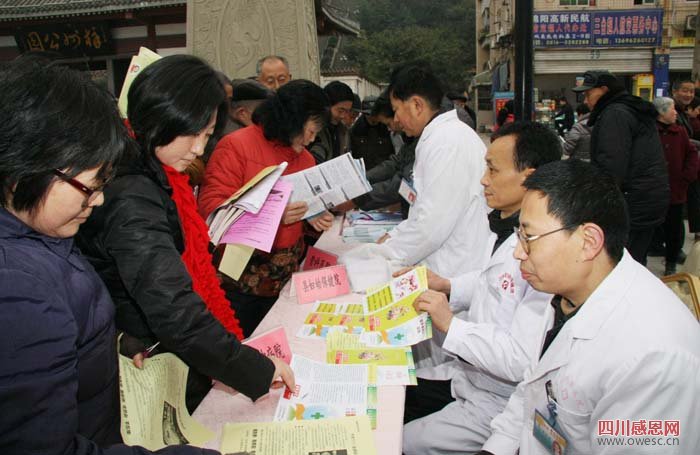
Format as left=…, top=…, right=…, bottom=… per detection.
left=399, top=178, right=417, bottom=205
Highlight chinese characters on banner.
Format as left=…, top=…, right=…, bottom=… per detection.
left=533, top=9, right=662, bottom=48
left=292, top=265, right=351, bottom=305
left=15, top=23, right=113, bottom=57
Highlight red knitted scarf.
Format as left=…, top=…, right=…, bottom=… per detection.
left=162, top=164, right=243, bottom=340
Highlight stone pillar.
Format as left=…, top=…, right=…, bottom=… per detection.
left=187, top=0, right=321, bottom=83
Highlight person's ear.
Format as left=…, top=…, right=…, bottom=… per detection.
left=411, top=95, right=425, bottom=116
left=580, top=223, right=606, bottom=261
left=233, top=107, right=247, bottom=123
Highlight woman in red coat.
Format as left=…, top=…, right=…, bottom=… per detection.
left=199, top=80, right=334, bottom=336
left=654, top=97, right=699, bottom=275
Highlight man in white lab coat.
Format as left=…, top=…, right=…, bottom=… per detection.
left=478, top=160, right=700, bottom=455
left=377, top=63, right=491, bottom=278
left=402, top=122, right=562, bottom=454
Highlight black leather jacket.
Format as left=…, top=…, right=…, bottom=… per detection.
left=76, top=161, right=274, bottom=409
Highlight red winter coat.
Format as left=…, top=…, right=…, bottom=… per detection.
left=657, top=121, right=698, bottom=204
left=199, top=124, right=316, bottom=249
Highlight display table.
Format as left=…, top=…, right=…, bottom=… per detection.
left=193, top=217, right=404, bottom=453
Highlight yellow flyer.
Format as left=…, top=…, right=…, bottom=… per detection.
left=220, top=416, right=377, bottom=455
left=365, top=266, right=428, bottom=313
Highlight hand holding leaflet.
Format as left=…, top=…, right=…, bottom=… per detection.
left=281, top=153, right=372, bottom=219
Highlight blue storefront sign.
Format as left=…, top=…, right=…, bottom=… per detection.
left=533, top=9, right=662, bottom=48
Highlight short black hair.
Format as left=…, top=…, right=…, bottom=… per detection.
left=127, top=55, right=228, bottom=176
left=371, top=90, right=394, bottom=118
left=491, top=121, right=563, bottom=171
left=324, top=81, right=354, bottom=106
left=575, top=103, right=590, bottom=116
left=388, top=63, right=444, bottom=111
left=0, top=59, right=129, bottom=212
left=672, top=79, right=694, bottom=91
left=523, top=160, right=629, bottom=263
left=253, top=79, right=330, bottom=146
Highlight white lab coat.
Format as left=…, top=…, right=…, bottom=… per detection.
left=379, top=109, right=491, bottom=278
left=483, top=251, right=700, bottom=455
left=404, top=233, right=553, bottom=454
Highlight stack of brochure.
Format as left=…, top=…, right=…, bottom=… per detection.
left=341, top=209, right=403, bottom=243
left=281, top=153, right=372, bottom=219
left=205, top=163, right=290, bottom=281
left=296, top=267, right=433, bottom=347
left=206, top=162, right=289, bottom=247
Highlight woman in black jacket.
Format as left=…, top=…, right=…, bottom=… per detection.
left=77, top=55, right=293, bottom=412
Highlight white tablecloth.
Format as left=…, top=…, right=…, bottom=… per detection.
left=192, top=218, right=404, bottom=454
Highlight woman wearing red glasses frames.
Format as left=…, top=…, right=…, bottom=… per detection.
left=0, top=59, right=216, bottom=453
left=76, top=55, right=293, bottom=415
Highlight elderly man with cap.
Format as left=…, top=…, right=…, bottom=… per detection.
left=349, top=95, right=395, bottom=171
left=222, top=79, right=273, bottom=135
left=572, top=70, right=668, bottom=265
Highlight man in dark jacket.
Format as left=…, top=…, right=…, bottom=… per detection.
left=572, top=70, right=669, bottom=265
left=349, top=95, right=395, bottom=171
left=309, top=81, right=353, bottom=163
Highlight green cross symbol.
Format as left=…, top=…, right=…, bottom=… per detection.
left=394, top=333, right=405, bottom=340
left=310, top=412, right=325, bottom=419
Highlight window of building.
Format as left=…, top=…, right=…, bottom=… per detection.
left=633, top=0, right=655, bottom=4
left=560, top=0, right=589, bottom=5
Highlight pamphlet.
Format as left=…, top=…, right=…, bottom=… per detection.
left=281, top=153, right=372, bottom=219
left=220, top=416, right=377, bottom=455
left=207, top=163, right=287, bottom=245
left=273, top=355, right=377, bottom=429
left=326, top=332, right=417, bottom=386
left=118, top=353, right=214, bottom=450
left=118, top=47, right=161, bottom=117
left=220, top=179, right=292, bottom=253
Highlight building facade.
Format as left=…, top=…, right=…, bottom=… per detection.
left=474, top=0, right=699, bottom=129
left=0, top=0, right=358, bottom=97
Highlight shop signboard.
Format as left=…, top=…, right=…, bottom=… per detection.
left=15, top=23, right=113, bottom=58
left=533, top=9, right=662, bottom=48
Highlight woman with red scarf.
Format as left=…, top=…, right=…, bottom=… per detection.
left=76, top=55, right=293, bottom=412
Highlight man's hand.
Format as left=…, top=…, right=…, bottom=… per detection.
left=308, top=211, right=334, bottom=231
left=393, top=267, right=451, bottom=294
left=377, top=233, right=390, bottom=244
left=269, top=356, right=295, bottom=391
left=282, top=201, right=308, bottom=225
left=413, top=290, right=454, bottom=333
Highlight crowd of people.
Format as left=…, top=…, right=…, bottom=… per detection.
left=0, top=50, right=698, bottom=455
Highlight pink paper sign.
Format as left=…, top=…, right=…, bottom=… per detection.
left=242, top=325, right=292, bottom=364
left=302, top=246, right=338, bottom=271
left=292, top=265, right=351, bottom=305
